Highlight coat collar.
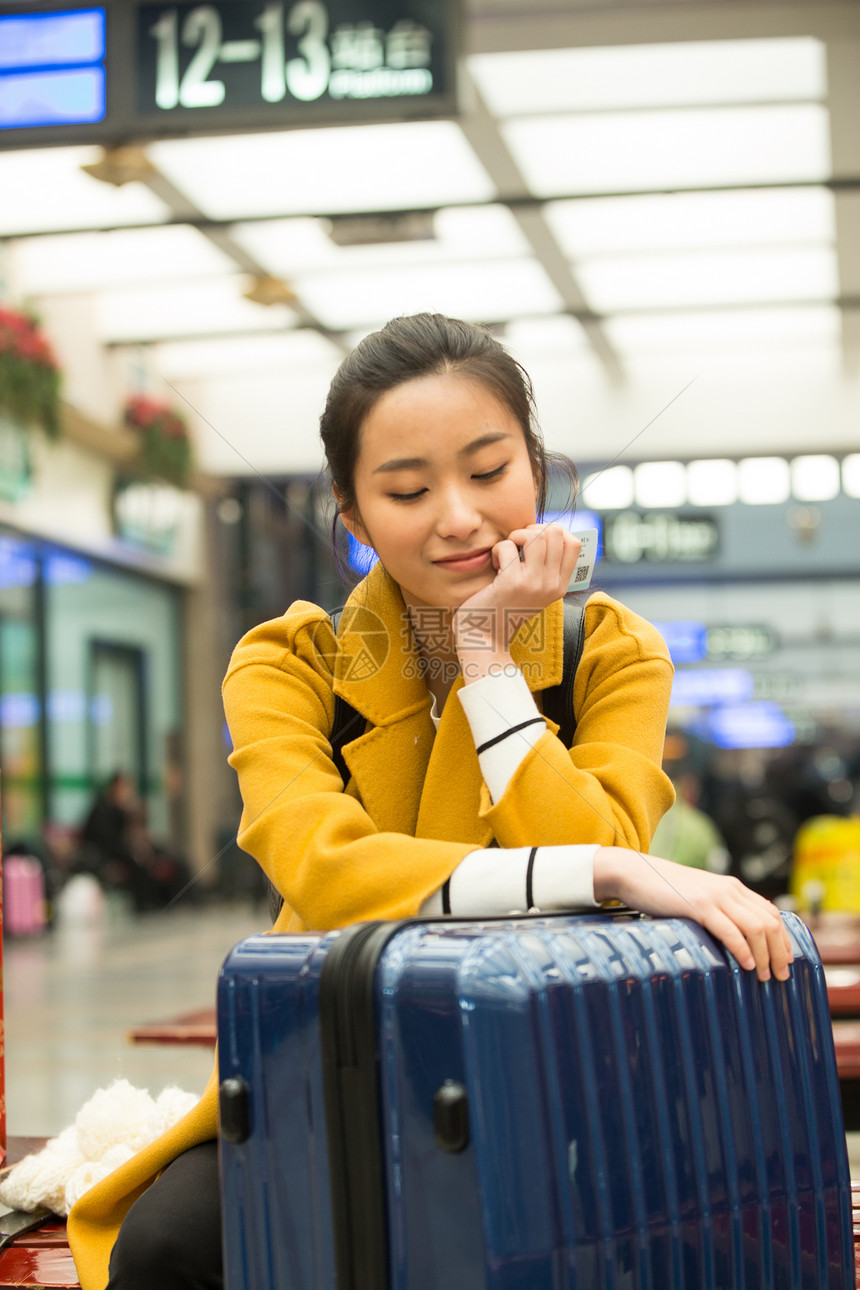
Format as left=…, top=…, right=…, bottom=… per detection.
left=331, top=561, right=567, bottom=726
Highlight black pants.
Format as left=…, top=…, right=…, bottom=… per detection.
left=106, top=1141, right=223, bottom=1290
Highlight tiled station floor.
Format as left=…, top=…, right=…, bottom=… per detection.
left=5, top=897, right=860, bottom=1178
left=4, top=898, right=261, bottom=1138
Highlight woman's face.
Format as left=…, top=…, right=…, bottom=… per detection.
left=340, top=371, right=540, bottom=612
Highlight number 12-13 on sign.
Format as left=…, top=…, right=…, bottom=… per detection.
left=137, top=0, right=454, bottom=117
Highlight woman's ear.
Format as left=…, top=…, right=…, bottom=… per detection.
left=333, top=488, right=371, bottom=547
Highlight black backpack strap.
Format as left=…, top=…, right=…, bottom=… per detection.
left=268, top=609, right=365, bottom=923
left=327, top=609, right=366, bottom=783
left=540, top=597, right=587, bottom=749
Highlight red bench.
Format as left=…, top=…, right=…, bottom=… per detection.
left=0, top=1139, right=80, bottom=1289
left=126, top=1007, right=217, bottom=1047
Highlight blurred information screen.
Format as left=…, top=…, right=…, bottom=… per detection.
left=0, top=0, right=460, bottom=145
left=0, top=8, right=107, bottom=129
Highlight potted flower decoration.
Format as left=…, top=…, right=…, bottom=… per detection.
left=0, top=305, right=62, bottom=437
left=123, top=393, right=192, bottom=489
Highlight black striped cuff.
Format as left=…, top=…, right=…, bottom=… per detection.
left=525, top=846, right=538, bottom=911
left=475, top=717, right=545, bottom=756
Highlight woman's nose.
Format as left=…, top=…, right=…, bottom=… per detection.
left=435, top=486, right=481, bottom=539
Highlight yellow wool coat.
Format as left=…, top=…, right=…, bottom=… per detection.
left=68, top=562, right=674, bottom=1289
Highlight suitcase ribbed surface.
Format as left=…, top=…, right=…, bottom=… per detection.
left=219, top=911, right=853, bottom=1290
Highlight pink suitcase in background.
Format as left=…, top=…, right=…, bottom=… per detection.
left=2, top=855, right=46, bottom=936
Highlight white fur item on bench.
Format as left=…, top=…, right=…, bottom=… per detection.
left=0, top=1079, right=197, bottom=1216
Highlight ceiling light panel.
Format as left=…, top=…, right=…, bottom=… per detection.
left=544, top=188, right=835, bottom=257
left=469, top=38, right=825, bottom=116
left=230, top=218, right=335, bottom=273
left=295, top=259, right=563, bottom=331
left=738, top=457, right=790, bottom=504
left=687, top=459, right=738, bottom=506
left=149, top=122, right=495, bottom=220
left=502, top=105, right=830, bottom=198
left=0, top=146, right=169, bottom=235
left=95, top=278, right=296, bottom=342
left=580, top=466, right=634, bottom=510
left=790, top=454, right=840, bottom=501
left=504, top=315, right=589, bottom=354
left=12, top=225, right=234, bottom=294
left=635, top=461, right=687, bottom=508
left=234, top=205, right=528, bottom=276
left=152, top=331, right=340, bottom=379
left=842, top=456, right=860, bottom=499
left=606, top=306, right=841, bottom=355
left=576, top=247, right=837, bottom=313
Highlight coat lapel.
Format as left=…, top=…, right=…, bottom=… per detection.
left=332, top=564, right=432, bottom=835
left=414, top=676, right=494, bottom=845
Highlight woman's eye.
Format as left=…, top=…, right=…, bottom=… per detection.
left=388, top=466, right=506, bottom=500
left=389, top=488, right=426, bottom=502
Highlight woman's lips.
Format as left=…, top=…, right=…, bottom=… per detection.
left=433, top=548, right=493, bottom=572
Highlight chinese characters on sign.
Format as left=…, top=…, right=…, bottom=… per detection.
left=138, top=0, right=449, bottom=116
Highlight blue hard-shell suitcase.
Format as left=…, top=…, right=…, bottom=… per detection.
left=217, top=911, right=854, bottom=1289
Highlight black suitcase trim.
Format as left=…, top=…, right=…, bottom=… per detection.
left=320, top=919, right=404, bottom=1290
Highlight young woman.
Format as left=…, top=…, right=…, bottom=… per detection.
left=68, top=313, right=792, bottom=1290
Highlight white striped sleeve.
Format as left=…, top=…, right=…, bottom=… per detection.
left=418, top=844, right=600, bottom=917
left=457, top=670, right=546, bottom=804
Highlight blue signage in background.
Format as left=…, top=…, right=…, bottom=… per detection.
left=697, top=702, right=795, bottom=751
left=347, top=531, right=379, bottom=576
left=0, top=691, right=40, bottom=728
left=0, top=8, right=105, bottom=69
left=44, top=552, right=93, bottom=585
left=0, top=7, right=106, bottom=128
left=0, top=535, right=37, bottom=589
left=652, top=620, right=708, bottom=665
left=670, top=667, right=754, bottom=708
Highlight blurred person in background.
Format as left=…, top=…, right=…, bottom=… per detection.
left=77, top=771, right=190, bottom=912
left=651, top=768, right=730, bottom=873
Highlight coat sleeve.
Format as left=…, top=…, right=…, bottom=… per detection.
left=222, top=606, right=473, bottom=930
left=477, top=595, right=675, bottom=852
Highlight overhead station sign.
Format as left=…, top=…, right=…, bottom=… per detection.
left=0, top=0, right=460, bottom=146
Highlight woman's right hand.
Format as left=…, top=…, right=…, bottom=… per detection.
left=594, top=846, right=793, bottom=982
left=454, top=523, right=581, bottom=679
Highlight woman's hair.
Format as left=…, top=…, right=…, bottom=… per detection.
left=319, top=312, right=578, bottom=580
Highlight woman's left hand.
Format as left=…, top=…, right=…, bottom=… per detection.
left=594, top=846, right=794, bottom=982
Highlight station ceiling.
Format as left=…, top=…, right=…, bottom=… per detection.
left=1, top=0, right=859, bottom=478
